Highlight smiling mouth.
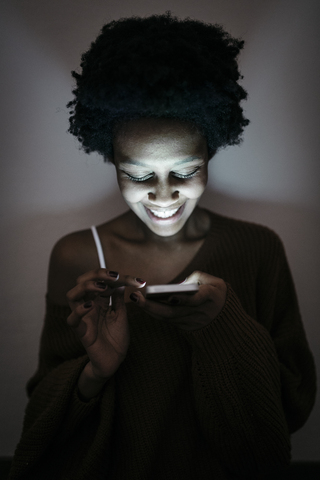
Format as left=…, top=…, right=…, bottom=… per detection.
left=149, top=207, right=180, bottom=218
left=144, top=204, right=185, bottom=222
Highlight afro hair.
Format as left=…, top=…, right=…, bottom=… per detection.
left=67, top=12, right=249, bottom=160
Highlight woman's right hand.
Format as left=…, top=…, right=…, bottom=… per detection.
left=66, top=269, right=145, bottom=394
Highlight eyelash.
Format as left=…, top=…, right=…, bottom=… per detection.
left=125, top=167, right=200, bottom=183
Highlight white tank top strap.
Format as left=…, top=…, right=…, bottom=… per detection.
left=91, top=226, right=107, bottom=269
left=91, top=225, right=112, bottom=306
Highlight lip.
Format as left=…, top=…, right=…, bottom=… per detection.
left=144, top=203, right=186, bottom=224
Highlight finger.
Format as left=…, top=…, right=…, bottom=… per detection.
left=167, top=285, right=214, bottom=306
left=183, top=270, right=224, bottom=286
left=68, top=273, right=146, bottom=306
left=130, top=291, right=189, bottom=321
left=67, top=301, right=94, bottom=336
left=76, top=268, right=146, bottom=289
left=76, top=268, right=120, bottom=284
left=113, top=273, right=146, bottom=289
left=167, top=285, right=211, bottom=306
left=67, top=280, right=113, bottom=306
left=182, top=275, right=227, bottom=306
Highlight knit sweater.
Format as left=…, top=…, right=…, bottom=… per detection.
left=10, top=211, right=316, bottom=480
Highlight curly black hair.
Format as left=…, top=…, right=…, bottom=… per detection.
left=67, top=12, right=249, bottom=160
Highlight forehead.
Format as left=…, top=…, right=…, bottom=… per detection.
left=113, top=118, right=207, bottom=161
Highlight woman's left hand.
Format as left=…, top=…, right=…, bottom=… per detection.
left=131, top=271, right=227, bottom=331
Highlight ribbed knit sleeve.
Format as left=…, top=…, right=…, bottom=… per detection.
left=256, top=235, right=317, bottom=433
left=9, top=301, right=116, bottom=480
left=183, top=285, right=290, bottom=477
left=180, top=218, right=316, bottom=477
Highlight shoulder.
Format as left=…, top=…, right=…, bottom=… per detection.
left=50, top=229, right=98, bottom=269
left=207, top=209, right=282, bottom=240
left=47, top=228, right=100, bottom=305
left=206, top=209, right=286, bottom=259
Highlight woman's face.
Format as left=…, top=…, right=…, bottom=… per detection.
left=113, top=118, right=209, bottom=237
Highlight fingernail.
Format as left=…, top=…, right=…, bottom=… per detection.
left=84, top=301, right=93, bottom=308
left=169, top=296, right=180, bottom=305
left=136, top=278, right=146, bottom=285
left=108, top=271, right=119, bottom=279
left=95, top=281, right=106, bottom=289
left=130, top=293, right=139, bottom=303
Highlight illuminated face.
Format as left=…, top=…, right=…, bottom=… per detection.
left=113, top=118, right=209, bottom=237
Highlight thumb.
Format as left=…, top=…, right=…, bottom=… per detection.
left=182, top=271, right=222, bottom=286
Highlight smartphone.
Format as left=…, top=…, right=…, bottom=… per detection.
left=145, top=283, right=199, bottom=300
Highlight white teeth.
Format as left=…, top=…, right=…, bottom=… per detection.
left=150, top=207, right=179, bottom=218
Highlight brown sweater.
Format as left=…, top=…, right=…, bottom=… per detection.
left=10, top=211, right=316, bottom=479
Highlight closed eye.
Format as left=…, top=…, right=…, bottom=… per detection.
left=124, top=173, right=154, bottom=183
left=123, top=167, right=201, bottom=183
left=172, top=167, right=201, bottom=179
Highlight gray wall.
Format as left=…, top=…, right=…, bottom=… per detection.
left=1, top=0, right=319, bottom=460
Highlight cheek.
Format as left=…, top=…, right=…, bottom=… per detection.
left=185, top=176, right=207, bottom=199
left=118, top=181, right=147, bottom=204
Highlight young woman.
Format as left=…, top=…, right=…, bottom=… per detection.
left=10, top=12, right=316, bottom=480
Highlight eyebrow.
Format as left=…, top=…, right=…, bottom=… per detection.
left=120, top=156, right=202, bottom=167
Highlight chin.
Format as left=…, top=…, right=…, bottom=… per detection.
left=130, top=201, right=198, bottom=237
left=149, top=224, right=184, bottom=237
left=144, top=213, right=190, bottom=237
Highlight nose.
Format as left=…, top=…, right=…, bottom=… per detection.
left=147, top=178, right=179, bottom=205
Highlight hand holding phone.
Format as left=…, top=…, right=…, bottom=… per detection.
left=134, top=272, right=226, bottom=331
